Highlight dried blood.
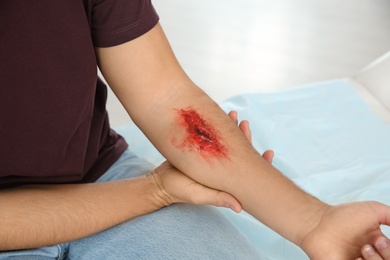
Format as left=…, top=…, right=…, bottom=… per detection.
left=175, top=108, right=229, bottom=160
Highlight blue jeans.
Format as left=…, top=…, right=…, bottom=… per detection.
left=0, top=149, right=263, bottom=259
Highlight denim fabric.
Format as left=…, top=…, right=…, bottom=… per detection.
left=1, top=149, right=263, bottom=260
left=0, top=244, right=68, bottom=260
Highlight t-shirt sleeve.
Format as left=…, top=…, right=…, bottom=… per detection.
left=91, top=0, right=159, bottom=47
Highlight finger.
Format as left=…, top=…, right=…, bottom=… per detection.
left=237, top=119, right=275, bottom=163
left=262, top=150, right=274, bottom=163
left=238, top=120, right=252, bottom=143
left=372, top=202, right=390, bottom=227
left=228, top=110, right=238, bottom=125
left=374, top=237, right=390, bottom=259
left=361, top=244, right=383, bottom=260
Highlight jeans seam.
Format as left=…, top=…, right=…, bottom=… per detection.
left=57, top=243, right=69, bottom=260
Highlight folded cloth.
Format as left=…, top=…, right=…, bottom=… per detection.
left=115, top=79, right=390, bottom=260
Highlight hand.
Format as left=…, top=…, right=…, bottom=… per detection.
left=148, top=110, right=274, bottom=212
left=300, top=201, right=390, bottom=260
left=149, top=160, right=243, bottom=211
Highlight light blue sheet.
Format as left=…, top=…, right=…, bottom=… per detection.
left=114, top=79, right=390, bottom=260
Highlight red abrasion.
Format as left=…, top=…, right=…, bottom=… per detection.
left=174, top=108, right=229, bottom=160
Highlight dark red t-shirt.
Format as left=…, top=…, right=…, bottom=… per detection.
left=0, top=0, right=159, bottom=188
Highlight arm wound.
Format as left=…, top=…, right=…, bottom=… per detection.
left=172, top=108, right=229, bottom=160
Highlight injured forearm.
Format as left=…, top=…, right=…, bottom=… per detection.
left=132, top=86, right=329, bottom=247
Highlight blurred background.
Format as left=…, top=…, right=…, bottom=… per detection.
left=106, top=0, right=390, bottom=126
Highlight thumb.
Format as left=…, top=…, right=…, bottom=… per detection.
left=193, top=186, right=242, bottom=213
left=216, top=191, right=242, bottom=213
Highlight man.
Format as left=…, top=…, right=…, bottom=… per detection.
left=1, top=1, right=389, bottom=259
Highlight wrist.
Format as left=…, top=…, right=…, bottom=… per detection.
left=145, top=170, right=172, bottom=208
left=296, top=201, right=331, bottom=250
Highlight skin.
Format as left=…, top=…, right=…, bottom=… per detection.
left=95, top=23, right=390, bottom=259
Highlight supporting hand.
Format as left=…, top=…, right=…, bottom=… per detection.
left=359, top=235, right=390, bottom=260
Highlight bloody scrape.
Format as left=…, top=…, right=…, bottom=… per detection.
left=174, top=108, right=229, bottom=160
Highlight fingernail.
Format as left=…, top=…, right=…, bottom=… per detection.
left=364, top=245, right=375, bottom=256
left=376, top=237, right=389, bottom=250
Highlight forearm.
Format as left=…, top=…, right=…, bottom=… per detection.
left=132, top=86, right=329, bottom=246
left=0, top=176, right=161, bottom=251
